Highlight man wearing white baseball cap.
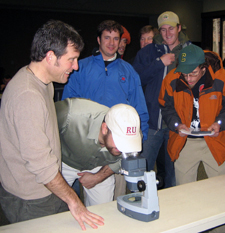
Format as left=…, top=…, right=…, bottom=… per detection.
left=55, top=98, right=142, bottom=206
left=105, top=103, right=142, bottom=153
left=133, top=11, right=191, bottom=189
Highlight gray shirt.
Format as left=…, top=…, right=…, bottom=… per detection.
left=55, top=98, right=121, bottom=173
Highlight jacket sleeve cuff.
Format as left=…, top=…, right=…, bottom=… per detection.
left=215, top=118, right=223, bottom=131
left=170, top=120, right=182, bottom=132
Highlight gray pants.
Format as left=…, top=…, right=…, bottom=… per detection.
left=0, top=184, right=68, bottom=223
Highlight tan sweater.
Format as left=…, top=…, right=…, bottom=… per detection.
left=0, top=66, right=60, bottom=200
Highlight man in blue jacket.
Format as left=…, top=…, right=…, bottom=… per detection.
left=62, top=20, right=148, bottom=199
left=133, top=11, right=191, bottom=188
left=62, top=20, right=148, bottom=139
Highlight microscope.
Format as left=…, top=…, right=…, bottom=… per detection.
left=117, top=152, right=160, bottom=222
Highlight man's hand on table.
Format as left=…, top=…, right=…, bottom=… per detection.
left=68, top=197, right=104, bottom=231
left=45, top=171, right=104, bottom=230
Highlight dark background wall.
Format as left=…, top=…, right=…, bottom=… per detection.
left=0, top=0, right=206, bottom=78
left=0, top=0, right=204, bottom=41
left=0, top=7, right=149, bottom=77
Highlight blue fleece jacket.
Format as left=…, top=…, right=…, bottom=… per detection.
left=62, top=52, right=149, bottom=141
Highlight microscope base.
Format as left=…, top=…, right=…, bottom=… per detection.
left=117, top=193, right=159, bottom=222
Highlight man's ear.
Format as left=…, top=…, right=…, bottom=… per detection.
left=101, top=122, right=108, bottom=135
left=46, top=51, right=55, bottom=64
left=97, top=36, right=101, bottom=46
left=178, top=24, right=182, bottom=33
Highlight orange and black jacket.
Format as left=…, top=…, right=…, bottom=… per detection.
left=159, top=51, right=225, bottom=165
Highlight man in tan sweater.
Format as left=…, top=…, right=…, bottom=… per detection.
left=0, top=20, right=104, bottom=230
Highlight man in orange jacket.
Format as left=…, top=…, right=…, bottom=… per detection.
left=159, top=44, right=225, bottom=185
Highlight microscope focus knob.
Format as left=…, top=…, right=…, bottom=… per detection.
left=137, top=180, right=146, bottom=192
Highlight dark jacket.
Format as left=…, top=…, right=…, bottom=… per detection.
left=133, top=31, right=191, bottom=130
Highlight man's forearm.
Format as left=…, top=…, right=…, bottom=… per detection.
left=78, top=165, right=115, bottom=189
left=45, top=171, right=81, bottom=207
left=95, top=165, right=114, bottom=183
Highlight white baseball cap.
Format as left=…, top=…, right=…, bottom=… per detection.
left=105, top=104, right=142, bottom=153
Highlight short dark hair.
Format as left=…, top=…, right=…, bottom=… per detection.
left=139, top=25, right=159, bottom=39
left=205, top=52, right=221, bottom=73
left=97, top=20, right=123, bottom=39
left=30, top=20, right=84, bottom=62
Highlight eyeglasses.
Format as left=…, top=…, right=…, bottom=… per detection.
left=182, top=70, right=201, bottom=78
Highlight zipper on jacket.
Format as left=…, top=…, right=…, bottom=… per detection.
left=105, top=67, right=108, bottom=76
left=157, top=45, right=168, bottom=130
left=157, top=109, right=162, bottom=130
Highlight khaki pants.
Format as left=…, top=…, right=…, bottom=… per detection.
left=175, top=138, right=225, bottom=185
left=113, top=174, right=126, bottom=200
